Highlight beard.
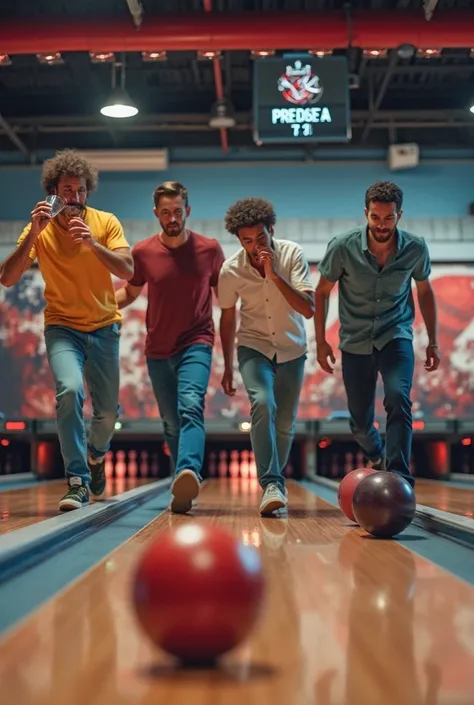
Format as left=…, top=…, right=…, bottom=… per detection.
left=162, top=221, right=185, bottom=238
left=369, top=226, right=396, bottom=244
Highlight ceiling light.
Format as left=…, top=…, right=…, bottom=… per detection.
left=308, top=50, right=333, bottom=57
left=197, top=50, right=222, bottom=60
left=362, top=49, right=388, bottom=59
left=209, top=99, right=236, bottom=129
left=0, top=54, right=12, bottom=66
left=90, top=52, right=115, bottom=64
left=417, top=48, right=441, bottom=58
left=100, top=87, right=138, bottom=118
left=36, top=52, right=64, bottom=65
left=100, top=59, right=138, bottom=119
left=142, top=51, right=167, bottom=62
left=250, top=50, right=276, bottom=58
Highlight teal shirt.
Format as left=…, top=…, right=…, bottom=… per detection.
left=318, top=227, right=431, bottom=354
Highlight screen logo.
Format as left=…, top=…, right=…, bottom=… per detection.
left=277, top=60, right=323, bottom=106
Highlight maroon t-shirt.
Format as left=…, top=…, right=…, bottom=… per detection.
left=129, top=231, right=225, bottom=359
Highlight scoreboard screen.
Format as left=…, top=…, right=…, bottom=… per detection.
left=253, top=54, right=351, bottom=145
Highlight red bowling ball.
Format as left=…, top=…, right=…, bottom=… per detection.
left=338, top=467, right=377, bottom=522
left=132, top=522, right=266, bottom=664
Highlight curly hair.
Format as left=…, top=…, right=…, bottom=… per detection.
left=41, top=149, right=99, bottom=194
left=224, top=197, right=276, bottom=236
left=365, top=181, right=403, bottom=211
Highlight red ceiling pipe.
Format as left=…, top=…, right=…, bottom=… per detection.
left=1, top=11, right=474, bottom=54
left=203, top=0, right=228, bottom=155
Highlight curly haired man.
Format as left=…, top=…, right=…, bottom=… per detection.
left=0, top=149, right=134, bottom=511
left=315, top=181, right=440, bottom=488
left=218, top=197, right=314, bottom=516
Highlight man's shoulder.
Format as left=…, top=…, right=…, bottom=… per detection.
left=400, top=229, right=427, bottom=250
left=189, top=230, right=221, bottom=252
left=331, top=227, right=364, bottom=248
left=86, top=206, right=119, bottom=225
left=221, top=247, right=245, bottom=272
left=274, top=238, right=305, bottom=256
left=132, top=234, right=159, bottom=254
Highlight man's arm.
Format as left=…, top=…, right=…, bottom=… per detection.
left=0, top=232, right=37, bottom=287
left=115, top=283, right=143, bottom=309
left=219, top=306, right=237, bottom=396
left=314, top=276, right=337, bottom=345
left=260, top=245, right=314, bottom=318
left=415, top=279, right=440, bottom=371
left=68, top=215, right=134, bottom=281
left=0, top=200, right=52, bottom=287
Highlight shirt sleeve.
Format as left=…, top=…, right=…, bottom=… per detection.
left=16, top=224, right=37, bottom=261
left=290, top=244, right=313, bottom=292
left=210, top=241, right=226, bottom=287
left=318, top=237, right=343, bottom=282
left=104, top=214, right=130, bottom=251
left=128, top=246, right=146, bottom=287
left=217, top=264, right=239, bottom=309
left=412, top=239, right=431, bottom=281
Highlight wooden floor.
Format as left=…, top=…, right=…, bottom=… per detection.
left=415, top=478, right=474, bottom=518
left=0, top=478, right=473, bottom=705
left=0, top=478, right=155, bottom=534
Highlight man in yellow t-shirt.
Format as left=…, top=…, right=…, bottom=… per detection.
left=0, top=149, right=134, bottom=512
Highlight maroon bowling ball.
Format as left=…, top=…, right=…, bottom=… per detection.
left=132, top=522, right=266, bottom=664
left=352, top=472, right=416, bottom=538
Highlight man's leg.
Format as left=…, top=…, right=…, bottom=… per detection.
left=238, top=346, right=287, bottom=515
left=44, top=325, right=90, bottom=511
left=83, top=323, right=121, bottom=500
left=273, top=354, right=306, bottom=483
left=168, top=343, right=212, bottom=513
left=146, top=356, right=180, bottom=471
left=377, top=339, right=416, bottom=488
left=341, top=350, right=385, bottom=467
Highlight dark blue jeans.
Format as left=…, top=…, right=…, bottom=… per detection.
left=146, top=343, right=212, bottom=480
left=341, top=339, right=415, bottom=487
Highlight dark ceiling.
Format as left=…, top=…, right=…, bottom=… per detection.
left=1, top=0, right=474, bottom=159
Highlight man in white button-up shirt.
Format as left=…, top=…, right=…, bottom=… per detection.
left=218, top=197, right=314, bottom=516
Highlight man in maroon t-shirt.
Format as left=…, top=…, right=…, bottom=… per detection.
left=115, top=181, right=225, bottom=513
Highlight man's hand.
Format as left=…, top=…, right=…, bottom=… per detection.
left=317, top=341, right=336, bottom=374
left=31, top=201, right=52, bottom=235
left=68, top=218, right=95, bottom=248
left=221, top=369, right=236, bottom=396
left=257, top=246, right=277, bottom=280
left=424, top=344, right=441, bottom=372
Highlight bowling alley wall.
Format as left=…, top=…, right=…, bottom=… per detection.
left=0, top=159, right=473, bottom=423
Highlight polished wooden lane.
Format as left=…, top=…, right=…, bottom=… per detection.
left=415, top=478, right=474, bottom=519
left=1, top=478, right=473, bottom=705
left=0, top=478, right=155, bottom=534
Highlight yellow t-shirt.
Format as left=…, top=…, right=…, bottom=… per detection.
left=17, top=206, right=129, bottom=332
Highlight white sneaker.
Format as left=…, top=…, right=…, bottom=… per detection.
left=259, top=483, right=287, bottom=515
left=170, top=469, right=200, bottom=514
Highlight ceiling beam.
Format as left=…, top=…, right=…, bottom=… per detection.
left=0, top=113, right=31, bottom=158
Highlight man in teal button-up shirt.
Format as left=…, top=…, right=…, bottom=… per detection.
left=315, top=181, right=441, bottom=488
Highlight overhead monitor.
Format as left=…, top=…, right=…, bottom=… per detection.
left=253, top=54, right=351, bottom=145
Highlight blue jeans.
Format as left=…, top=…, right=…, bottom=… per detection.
left=146, top=343, right=212, bottom=480
left=45, top=323, right=120, bottom=484
left=341, top=338, right=415, bottom=487
left=238, top=346, right=306, bottom=491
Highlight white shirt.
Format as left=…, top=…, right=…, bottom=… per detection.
left=217, top=239, right=313, bottom=363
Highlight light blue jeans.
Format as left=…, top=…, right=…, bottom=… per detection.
left=237, top=346, right=306, bottom=491
left=146, top=343, right=212, bottom=480
left=45, top=323, right=120, bottom=484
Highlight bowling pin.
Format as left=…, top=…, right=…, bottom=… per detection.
left=230, top=450, right=240, bottom=478
left=104, top=451, right=114, bottom=479
left=218, top=450, right=228, bottom=478
left=128, top=450, right=138, bottom=479
left=240, top=450, right=250, bottom=479
left=150, top=453, right=159, bottom=476
left=139, top=450, right=149, bottom=478
left=115, top=450, right=127, bottom=479
left=249, top=451, right=257, bottom=479
left=208, top=451, right=217, bottom=477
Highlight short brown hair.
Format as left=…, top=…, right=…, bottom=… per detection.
left=225, top=197, right=276, bottom=236
left=365, top=181, right=403, bottom=211
left=153, top=181, right=188, bottom=208
left=41, top=149, right=99, bottom=194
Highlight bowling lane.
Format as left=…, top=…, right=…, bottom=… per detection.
left=415, top=478, right=474, bottom=519
left=0, top=477, right=155, bottom=534
left=1, top=478, right=474, bottom=705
